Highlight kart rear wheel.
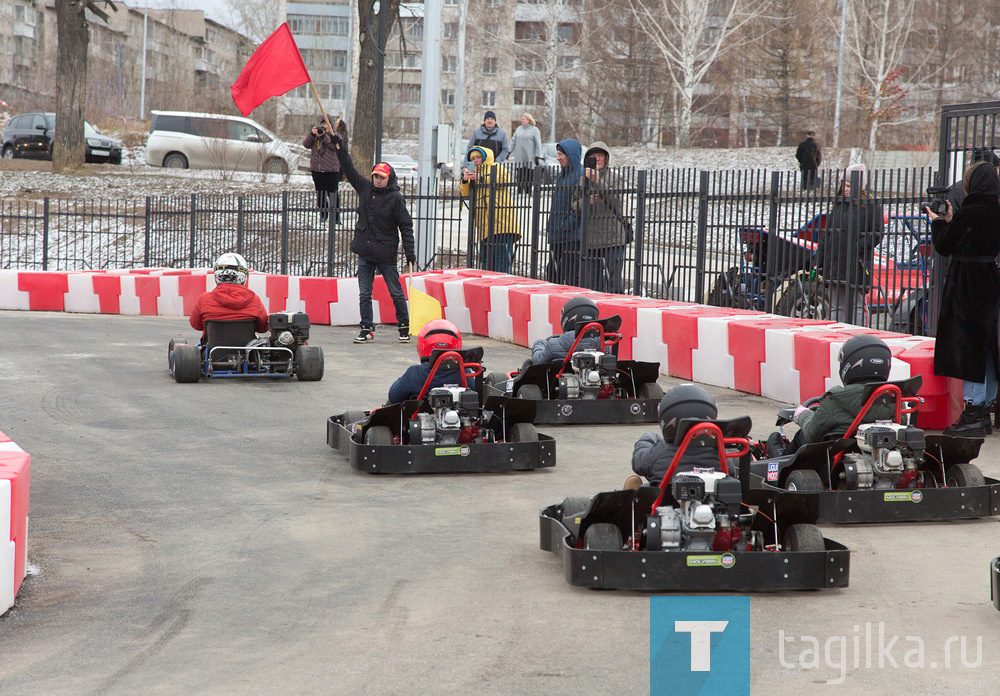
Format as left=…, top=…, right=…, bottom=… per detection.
left=517, top=384, right=542, bottom=400
left=945, top=462, right=985, bottom=488
left=706, top=266, right=754, bottom=309
left=296, top=346, right=324, bottom=381
left=584, top=523, right=623, bottom=551
left=507, top=422, right=538, bottom=442
left=364, top=426, right=393, bottom=446
left=484, top=371, right=502, bottom=387
left=782, top=523, right=825, bottom=552
left=342, top=409, right=367, bottom=427
left=638, top=382, right=664, bottom=399
left=785, top=469, right=824, bottom=492
left=173, top=344, right=201, bottom=383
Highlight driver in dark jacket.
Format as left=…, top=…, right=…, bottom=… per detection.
left=332, top=133, right=416, bottom=345
left=530, top=296, right=601, bottom=364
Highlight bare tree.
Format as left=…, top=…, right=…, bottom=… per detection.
left=224, top=0, right=281, bottom=43
left=54, top=1, right=118, bottom=173
left=353, top=0, right=403, bottom=170
left=627, top=0, right=764, bottom=147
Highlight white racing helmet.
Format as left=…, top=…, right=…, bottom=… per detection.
left=214, top=252, right=250, bottom=285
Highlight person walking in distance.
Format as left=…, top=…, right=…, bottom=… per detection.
left=796, top=130, right=822, bottom=191
left=510, top=112, right=543, bottom=194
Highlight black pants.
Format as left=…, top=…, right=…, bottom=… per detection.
left=311, top=171, right=341, bottom=223
left=801, top=168, right=818, bottom=191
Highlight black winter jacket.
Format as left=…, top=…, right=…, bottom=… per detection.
left=795, top=137, right=822, bottom=170
left=530, top=330, right=599, bottom=364
left=337, top=146, right=415, bottom=265
left=816, top=197, right=884, bottom=288
left=631, top=432, right=723, bottom=486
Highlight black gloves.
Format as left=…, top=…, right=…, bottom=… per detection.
left=406, top=254, right=417, bottom=265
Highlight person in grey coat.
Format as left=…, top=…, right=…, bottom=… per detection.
left=510, top=112, right=543, bottom=194
left=466, top=111, right=510, bottom=164
left=574, top=141, right=631, bottom=293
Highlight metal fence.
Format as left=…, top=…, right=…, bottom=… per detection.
left=0, top=162, right=937, bottom=334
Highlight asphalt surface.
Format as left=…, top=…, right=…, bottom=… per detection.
left=0, top=311, right=997, bottom=696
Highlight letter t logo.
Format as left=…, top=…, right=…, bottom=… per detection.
left=674, top=621, right=729, bottom=671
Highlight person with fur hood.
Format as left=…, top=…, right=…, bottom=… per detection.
left=460, top=145, right=521, bottom=273
left=573, top=141, right=631, bottom=293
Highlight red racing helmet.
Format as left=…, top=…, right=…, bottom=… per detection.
left=417, top=319, right=462, bottom=358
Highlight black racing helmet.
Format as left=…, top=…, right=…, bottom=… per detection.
left=657, top=384, right=718, bottom=440
left=838, top=335, right=891, bottom=385
left=560, top=296, right=599, bottom=332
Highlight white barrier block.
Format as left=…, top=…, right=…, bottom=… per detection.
left=692, top=316, right=737, bottom=389
left=330, top=278, right=360, bottom=326
left=525, top=293, right=557, bottom=346
left=155, top=275, right=185, bottom=316
left=117, top=275, right=141, bottom=316
left=64, top=273, right=101, bottom=313
left=442, top=279, right=472, bottom=333
left=760, top=329, right=801, bottom=404
left=486, top=284, right=526, bottom=342
left=0, top=271, right=31, bottom=311
left=0, top=443, right=25, bottom=452
left=283, top=277, right=305, bottom=313
left=0, top=539, right=14, bottom=615
left=633, top=307, right=669, bottom=370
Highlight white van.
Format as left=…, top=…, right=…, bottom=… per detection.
left=145, top=110, right=303, bottom=174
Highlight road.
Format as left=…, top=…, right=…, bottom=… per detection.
left=0, top=311, right=996, bottom=695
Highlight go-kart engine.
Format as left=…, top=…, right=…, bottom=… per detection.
left=414, top=387, right=481, bottom=445
left=648, top=472, right=743, bottom=552
left=841, top=423, right=925, bottom=490
left=559, top=351, right=617, bottom=399
left=269, top=311, right=310, bottom=348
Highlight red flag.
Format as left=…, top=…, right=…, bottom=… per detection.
left=231, top=23, right=311, bottom=117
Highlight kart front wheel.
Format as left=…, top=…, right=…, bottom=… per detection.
left=342, top=409, right=367, bottom=427
left=507, top=422, right=538, bottom=442
left=584, top=523, right=623, bottom=551
left=173, top=344, right=201, bottom=383
left=638, top=382, right=664, bottom=399
left=782, top=523, right=825, bottom=552
left=784, top=469, right=824, bottom=492
left=559, top=496, right=592, bottom=519
left=364, top=426, right=393, bottom=446
left=946, top=462, right=985, bottom=488
left=296, top=345, right=324, bottom=381
left=517, top=384, right=542, bottom=400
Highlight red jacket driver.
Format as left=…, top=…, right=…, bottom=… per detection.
left=189, top=253, right=269, bottom=333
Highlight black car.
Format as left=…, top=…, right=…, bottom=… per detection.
left=1, top=112, right=123, bottom=164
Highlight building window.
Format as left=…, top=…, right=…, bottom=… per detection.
left=386, top=52, right=422, bottom=69
left=558, top=56, right=576, bottom=70
left=486, top=0, right=501, bottom=6
left=401, top=18, right=423, bottom=38
left=443, top=22, right=459, bottom=39
left=441, top=89, right=455, bottom=106
left=444, top=0, right=458, bottom=5
left=400, top=118, right=419, bottom=135
left=557, top=23, right=580, bottom=44
left=443, top=55, right=457, bottom=72
left=482, top=91, right=496, bottom=107
left=485, top=24, right=500, bottom=38
left=300, top=49, right=348, bottom=70
left=394, top=84, right=421, bottom=104
left=515, top=22, right=544, bottom=42
left=483, top=57, right=497, bottom=74
left=288, top=15, right=350, bottom=36
left=515, top=55, right=543, bottom=72
left=514, top=89, right=545, bottom=107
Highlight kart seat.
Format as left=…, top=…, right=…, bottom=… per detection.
left=205, top=320, right=257, bottom=364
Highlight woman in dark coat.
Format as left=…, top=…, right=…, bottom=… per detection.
left=927, top=161, right=1000, bottom=437
left=815, top=164, right=884, bottom=325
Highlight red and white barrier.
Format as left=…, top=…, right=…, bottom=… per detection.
left=0, top=267, right=962, bottom=429
left=0, top=431, right=30, bottom=616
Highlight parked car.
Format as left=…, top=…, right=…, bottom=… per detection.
left=380, top=154, right=419, bottom=179
left=1, top=112, right=123, bottom=164
left=540, top=142, right=560, bottom=167
left=145, top=110, right=303, bottom=175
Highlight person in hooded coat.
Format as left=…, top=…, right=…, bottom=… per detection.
left=927, top=160, right=1000, bottom=437
left=332, top=133, right=416, bottom=344
left=814, top=164, right=884, bottom=325
left=459, top=145, right=521, bottom=273
left=546, top=138, right=583, bottom=286
left=573, top=141, right=631, bottom=293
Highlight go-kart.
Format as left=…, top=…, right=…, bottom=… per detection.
left=539, top=417, right=849, bottom=591
left=488, top=317, right=664, bottom=424
left=749, top=377, right=1000, bottom=523
left=168, top=311, right=324, bottom=382
left=327, top=347, right=556, bottom=474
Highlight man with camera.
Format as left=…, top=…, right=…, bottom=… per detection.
left=573, top=142, right=631, bottom=293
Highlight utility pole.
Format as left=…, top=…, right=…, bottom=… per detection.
left=416, top=0, right=442, bottom=270
left=453, top=0, right=467, bottom=175
left=832, top=0, right=848, bottom=148
left=139, top=10, right=147, bottom=119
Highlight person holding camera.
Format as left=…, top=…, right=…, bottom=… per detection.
left=573, top=142, right=631, bottom=294
left=926, top=161, right=1000, bottom=437
left=303, top=119, right=348, bottom=224
left=460, top=146, right=521, bottom=273
left=814, top=164, right=883, bottom=325
left=329, top=132, right=416, bottom=345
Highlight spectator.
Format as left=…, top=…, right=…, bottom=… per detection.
left=510, top=112, right=543, bottom=194
left=927, top=161, right=1000, bottom=437
left=466, top=111, right=510, bottom=164
left=460, top=146, right=521, bottom=273
left=796, top=130, right=822, bottom=191
left=332, top=134, right=416, bottom=344
left=303, top=119, right=347, bottom=224
left=947, top=147, right=1000, bottom=211
left=574, top=141, right=631, bottom=294
left=815, top=164, right=884, bottom=325
left=546, top=138, right=583, bottom=286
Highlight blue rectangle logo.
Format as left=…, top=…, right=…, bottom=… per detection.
left=650, top=596, right=750, bottom=696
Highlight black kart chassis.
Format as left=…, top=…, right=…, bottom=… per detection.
left=992, top=557, right=1000, bottom=611
left=750, top=435, right=1000, bottom=524
left=488, top=359, right=662, bottom=425
left=539, top=487, right=849, bottom=591
left=327, top=395, right=556, bottom=474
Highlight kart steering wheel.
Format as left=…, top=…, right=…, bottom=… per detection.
left=776, top=396, right=822, bottom=426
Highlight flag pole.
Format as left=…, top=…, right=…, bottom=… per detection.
left=307, top=81, right=339, bottom=132
left=407, top=262, right=413, bottom=328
